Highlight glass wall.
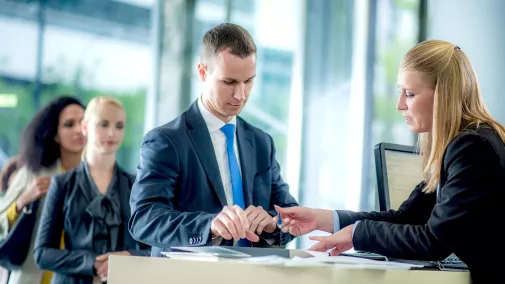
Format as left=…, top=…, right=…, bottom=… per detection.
left=362, top=0, right=420, bottom=211
left=0, top=0, right=153, bottom=171
left=428, top=0, right=505, bottom=124
left=297, top=0, right=356, bottom=248
left=0, top=10, right=39, bottom=168
left=192, top=0, right=301, bottom=176
left=1, top=0, right=438, bottom=254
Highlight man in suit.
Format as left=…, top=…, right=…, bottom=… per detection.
left=129, top=23, right=299, bottom=256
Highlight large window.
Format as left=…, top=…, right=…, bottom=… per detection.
left=0, top=13, right=39, bottom=167
left=0, top=0, right=153, bottom=172
left=363, top=0, right=421, bottom=211
left=297, top=0, right=355, bottom=249
left=192, top=0, right=302, bottom=178
left=1, top=0, right=428, bottom=253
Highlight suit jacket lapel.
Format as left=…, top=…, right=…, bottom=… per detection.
left=77, top=162, right=94, bottom=203
left=117, top=167, right=136, bottom=248
left=186, top=101, right=228, bottom=207
left=236, top=118, right=255, bottom=207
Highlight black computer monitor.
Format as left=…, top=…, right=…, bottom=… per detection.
left=374, top=142, right=423, bottom=211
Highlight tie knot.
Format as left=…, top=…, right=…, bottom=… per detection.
left=221, top=124, right=235, bottom=140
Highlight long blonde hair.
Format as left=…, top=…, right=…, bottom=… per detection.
left=82, top=96, right=126, bottom=158
left=402, top=40, right=505, bottom=193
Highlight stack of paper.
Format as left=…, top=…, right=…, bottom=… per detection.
left=161, top=246, right=423, bottom=270
left=288, top=256, right=423, bottom=270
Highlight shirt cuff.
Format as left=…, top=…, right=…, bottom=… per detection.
left=332, top=211, right=340, bottom=233
left=352, top=220, right=361, bottom=238
left=6, top=201, right=21, bottom=230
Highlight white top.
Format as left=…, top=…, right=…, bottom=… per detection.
left=197, top=97, right=242, bottom=206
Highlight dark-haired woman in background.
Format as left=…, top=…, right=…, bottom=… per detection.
left=0, top=96, right=85, bottom=284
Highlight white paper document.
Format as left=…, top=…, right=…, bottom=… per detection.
left=161, top=247, right=423, bottom=270
left=239, top=254, right=422, bottom=270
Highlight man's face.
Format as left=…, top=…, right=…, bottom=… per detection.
left=198, top=48, right=256, bottom=122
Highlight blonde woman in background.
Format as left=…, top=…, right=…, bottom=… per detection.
left=276, top=40, right=505, bottom=283
left=0, top=96, right=85, bottom=284
left=34, top=96, right=150, bottom=284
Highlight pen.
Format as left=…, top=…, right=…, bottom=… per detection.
left=277, top=212, right=282, bottom=229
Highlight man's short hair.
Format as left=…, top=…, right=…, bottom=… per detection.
left=200, top=23, right=256, bottom=68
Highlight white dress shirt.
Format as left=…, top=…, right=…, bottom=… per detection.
left=197, top=97, right=242, bottom=206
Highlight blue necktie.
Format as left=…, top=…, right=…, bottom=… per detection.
left=221, top=124, right=250, bottom=247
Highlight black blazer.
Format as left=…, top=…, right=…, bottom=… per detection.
left=337, top=125, right=505, bottom=283
left=34, top=162, right=150, bottom=284
left=129, top=100, right=298, bottom=257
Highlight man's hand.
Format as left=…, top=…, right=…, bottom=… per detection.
left=16, top=176, right=51, bottom=212
left=95, top=251, right=131, bottom=280
left=210, top=205, right=260, bottom=242
left=245, top=206, right=277, bottom=234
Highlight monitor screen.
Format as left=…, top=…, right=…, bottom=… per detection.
left=384, top=149, right=423, bottom=210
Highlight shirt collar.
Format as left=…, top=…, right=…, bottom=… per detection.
left=197, top=96, right=236, bottom=133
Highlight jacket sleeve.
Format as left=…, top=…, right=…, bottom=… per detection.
left=34, top=176, right=97, bottom=276
left=260, top=134, right=298, bottom=246
left=129, top=128, right=217, bottom=249
left=352, top=133, right=498, bottom=260
left=336, top=181, right=435, bottom=228
left=125, top=173, right=151, bottom=257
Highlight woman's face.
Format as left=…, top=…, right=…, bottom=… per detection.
left=396, top=69, right=435, bottom=133
left=83, top=103, right=126, bottom=155
left=55, top=104, right=86, bottom=154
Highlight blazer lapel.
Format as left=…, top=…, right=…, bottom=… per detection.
left=185, top=101, right=228, bottom=207
left=117, top=168, right=131, bottom=223
left=77, top=162, right=94, bottom=203
left=117, top=167, right=136, bottom=248
left=236, top=119, right=255, bottom=207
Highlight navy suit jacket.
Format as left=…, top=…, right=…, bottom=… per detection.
left=129, top=100, right=298, bottom=257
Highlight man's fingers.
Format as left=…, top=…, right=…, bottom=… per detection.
left=245, top=206, right=260, bottom=223
left=225, top=207, right=246, bottom=239
left=219, top=214, right=241, bottom=240
left=245, top=230, right=260, bottom=242
left=256, top=217, right=273, bottom=235
left=245, top=205, right=255, bottom=215
left=249, top=213, right=263, bottom=233
left=233, top=206, right=250, bottom=236
left=213, top=219, right=232, bottom=240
